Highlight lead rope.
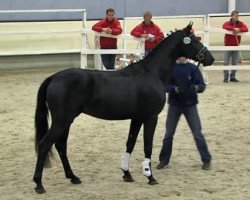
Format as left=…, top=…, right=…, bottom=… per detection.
left=235, top=34, right=244, bottom=64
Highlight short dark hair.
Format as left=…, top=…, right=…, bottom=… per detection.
left=106, top=8, right=115, bottom=15
left=231, top=10, right=239, bottom=16
left=143, top=11, right=152, bottom=18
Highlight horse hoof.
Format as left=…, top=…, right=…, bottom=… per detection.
left=123, top=174, right=134, bottom=182
left=71, top=177, right=82, bottom=184
left=148, top=179, right=158, bottom=185
left=35, top=186, right=46, bottom=194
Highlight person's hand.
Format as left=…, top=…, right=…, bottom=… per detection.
left=106, top=28, right=112, bottom=34
left=233, top=28, right=240, bottom=34
left=174, top=86, right=179, bottom=93
left=102, top=28, right=111, bottom=34
left=191, top=85, right=198, bottom=92
left=148, top=37, right=155, bottom=42
left=141, top=34, right=148, bottom=38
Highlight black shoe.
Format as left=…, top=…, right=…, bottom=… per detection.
left=230, top=78, right=239, bottom=82
left=156, top=162, right=169, bottom=169
left=223, top=78, right=228, bottom=83
left=202, top=162, right=211, bottom=170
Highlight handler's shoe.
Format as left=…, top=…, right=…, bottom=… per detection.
left=223, top=78, right=228, bottom=83
left=156, top=162, right=169, bottom=169
left=202, top=162, right=211, bottom=170
left=230, top=77, right=239, bottom=82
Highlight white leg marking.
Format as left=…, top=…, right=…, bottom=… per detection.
left=121, top=152, right=131, bottom=171
left=142, top=158, right=151, bottom=177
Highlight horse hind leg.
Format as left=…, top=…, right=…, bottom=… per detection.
left=121, top=118, right=142, bottom=182
left=55, top=125, right=81, bottom=185
left=33, top=124, right=65, bottom=194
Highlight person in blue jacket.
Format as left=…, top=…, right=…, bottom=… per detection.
left=157, top=57, right=212, bottom=170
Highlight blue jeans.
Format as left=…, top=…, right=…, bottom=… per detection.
left=100, top=46, right=117, bottom=70
left=159, top=104, right=212, bottom=164
left=223, top=50, right=239, bottom=78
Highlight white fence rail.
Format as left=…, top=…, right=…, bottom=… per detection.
left=0, top=11, right=250, bottom=72
left=0, top=9, right=86, bottom=56
left=80, top=29, right=145, bottom=69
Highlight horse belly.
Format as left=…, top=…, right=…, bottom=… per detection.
left=83, top=96, right=136, bottom=120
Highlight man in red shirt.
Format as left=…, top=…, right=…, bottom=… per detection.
left=222, top=10, right=248, bottom=82
left=131, top=11, right=164, bottom=56
left=92, top=8, right=122, bottom=70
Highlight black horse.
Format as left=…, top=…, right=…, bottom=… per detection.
left=33, top=23, right=214, bottom=193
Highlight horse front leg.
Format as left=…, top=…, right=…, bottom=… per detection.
left=121, top=118, right=142, bottom=182
left=142, top=115, right=158, bottom=185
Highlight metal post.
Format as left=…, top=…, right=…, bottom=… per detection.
left=81, top=33, right=87, bottom=69
left=228, top=0, right=236, bottom=13
left=122, top=17, right=127, bottom=61
left=82, top=9, right=86, bottom=29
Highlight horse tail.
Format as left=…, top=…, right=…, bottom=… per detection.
left=35, top=76, right=53, bottom=167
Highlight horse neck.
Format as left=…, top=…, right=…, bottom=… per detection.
left=143, top=32, right=182, bottom=84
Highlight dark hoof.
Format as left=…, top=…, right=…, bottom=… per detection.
left=148, top=176, right=158, bottom=185
left=71, top=177, right=82, bottom=184
left=35, top=186, right=46, bottom=194
left=148, top=179, right=158, bottom=185
left=123, top=174, right=134, bottom=182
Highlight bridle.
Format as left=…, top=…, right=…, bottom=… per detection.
left=196, top=46, right=207, bottom=61
left=183, top=33, right=208, bottom=67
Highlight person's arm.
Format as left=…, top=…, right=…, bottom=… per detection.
left=239, top=22, right=249, bottom=32
left=110, top=20, right=122, bottom=35
left=131, top=25, right=143, bottom=38
left=166, top=83, right=176, bottom=93
left=223, top=22, right=234, bottom=31
left=92, top=19, right=105, bottom=32
left=192, top=68, right=206, bottom=93
left=153, top=25, right=164, bottom=44
left=166, top=76, right=179, bottom=93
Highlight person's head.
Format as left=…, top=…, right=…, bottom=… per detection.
left=143, top=11, right=152, bottom=25
left=106, top=8, right=115, bottom=21
left=230, top=10, right=239, bottom=23
left=177, top=57, right=188, bottom=64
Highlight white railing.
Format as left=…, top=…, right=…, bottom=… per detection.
left=202, top=26, right=250, bottom=73
left=123, top=15, right=207, bottom=50
left=1, top=12, right=250, bottom=72
left=0, top=9, right=86, bottom=56
left=80, top=29, right=145, bottom=69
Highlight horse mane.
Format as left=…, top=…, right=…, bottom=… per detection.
left=122, top=29, right=186, bottom=71
left=131, top=29, right=183, bottom=67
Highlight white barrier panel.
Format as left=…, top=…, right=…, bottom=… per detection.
left=0, top=9, right=86, bottom=57
left=201, top=24, right=250, bottom=83
left=81, top=29, right=145, bottom=69
left=203, top=65, right=250, bottom=71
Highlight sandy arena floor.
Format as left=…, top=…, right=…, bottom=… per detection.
left=0, top=67, right=250, bottom=200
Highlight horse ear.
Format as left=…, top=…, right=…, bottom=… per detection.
left=183, top=21, right=194, bottom=35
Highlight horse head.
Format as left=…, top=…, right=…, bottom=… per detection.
left=177, top=22, right=214, bottom=66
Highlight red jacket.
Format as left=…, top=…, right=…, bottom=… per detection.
left=223, top=19, right=248, bottom=46
left=131, top=22, right=164, bottom=50
left=92, top=18, right=122, bottom=48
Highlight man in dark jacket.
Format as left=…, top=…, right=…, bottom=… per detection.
left=157, top=57, right=212, bottom=170
left=223, top=10, right=248, bottom=82
left=92, top=8, right=122, bottom=70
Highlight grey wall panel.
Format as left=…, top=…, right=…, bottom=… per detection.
left=0, top=0, right=249, bottom=21
left=123, top=0, right=228, bottom=17
left=237, top=0, right=250, bottom=13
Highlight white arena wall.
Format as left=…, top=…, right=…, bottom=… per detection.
left=0, top=16, right=250, bottom=69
